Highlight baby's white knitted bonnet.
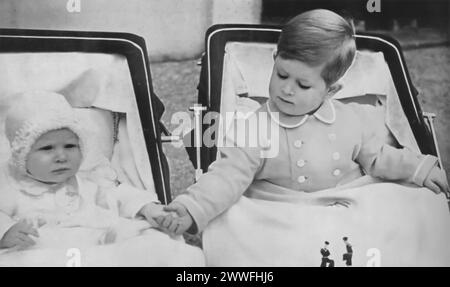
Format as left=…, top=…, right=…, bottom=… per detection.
left=4, top=91, right=85, bottom=175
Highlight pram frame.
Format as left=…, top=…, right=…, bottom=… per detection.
left=0, top=28, right=171, bottom=204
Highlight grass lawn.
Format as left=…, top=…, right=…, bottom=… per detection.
left=403, top=47, right=450, bottom=179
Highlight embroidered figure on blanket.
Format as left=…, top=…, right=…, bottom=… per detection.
left=342, top=237, right=353, bottom=267
left=320, top=241, right=335, bottom=267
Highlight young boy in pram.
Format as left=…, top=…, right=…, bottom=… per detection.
left=157, top=9, right=450, bottom=266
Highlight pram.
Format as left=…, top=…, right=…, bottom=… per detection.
left=0, top=29, right=204, bottom=266
left=191, top=24, right=444, bottom=176
left=186, top=24, right=450, bottom=266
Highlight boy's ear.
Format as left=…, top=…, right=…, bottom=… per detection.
left=272, top=50, right=278, bottom=61
left=327, top=82, right=342, bottom=97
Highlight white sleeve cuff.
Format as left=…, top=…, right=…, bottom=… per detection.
left=412, top=155, right=438, bottom=186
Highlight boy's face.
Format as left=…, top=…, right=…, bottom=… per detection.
left=269, top=56, right=330, bottom=116
left=26, top=129, right=82, bottom=184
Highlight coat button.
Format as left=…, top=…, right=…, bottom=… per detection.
left=297, top=159, right=306, bottom=167
left=294, top=140, right=303, bottom=148
left=333, top=169, right=341, bottom=176
left=328, top=133, right=336, bottom=141
left=332, top=152, right=340, bottom=160
left=297, top=176, right=307, bottom=183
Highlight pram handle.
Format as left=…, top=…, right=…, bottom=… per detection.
left=159, top=121, right=182, bottom=143
left=422, top=112, right=443, bottom=169
left=189, top=104, right=207, bottom=181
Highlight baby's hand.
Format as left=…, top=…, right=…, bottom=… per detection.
left=138, top=202, right=169, bottom=227
left=424, top=165, right=450, bottom=194
left=0, top=219, right=39, bottom=250
left=155, top=202, right=194, bottom=236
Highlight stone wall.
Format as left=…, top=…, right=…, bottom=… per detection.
left=0, top=0, right=262, bottom=62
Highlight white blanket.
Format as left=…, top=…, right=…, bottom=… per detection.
left=0, top=225, right=205, bottom=267
left=203, top=178, right=450, bottom=267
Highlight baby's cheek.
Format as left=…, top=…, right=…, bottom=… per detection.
left=71, top=150, right=83, bottom=168
left=26, top=153, right=49, bottom=171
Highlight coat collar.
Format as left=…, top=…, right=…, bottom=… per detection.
left=266, top=99, right=336, bottom=129
left=312, top=99, right=336, bottom=124
left=8, top=164, right=79, bottom=197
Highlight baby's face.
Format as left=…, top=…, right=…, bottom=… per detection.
left=26, top=129, right=82, bottom=184
left=268, top=56, right=328, bottom=116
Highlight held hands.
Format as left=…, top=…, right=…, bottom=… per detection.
left=138, top=202, right=169, bottom=228
left=0, top=219, right=39, bottom=250
left=155, top=202, right=194, bottom=236
left=424, top=165, right=450, bottom=194
left=139, top=201, right=195, bottom=236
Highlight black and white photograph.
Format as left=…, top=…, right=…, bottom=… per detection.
left=0, top=0, right=449, bottom=269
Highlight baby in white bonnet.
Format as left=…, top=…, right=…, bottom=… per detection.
left=0, top=91, right=166, bottom=250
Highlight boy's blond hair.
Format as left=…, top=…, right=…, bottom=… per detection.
left=277, top=9, right=356, bottom=86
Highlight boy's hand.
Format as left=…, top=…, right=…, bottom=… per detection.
left=424, top=166, right=450, bottom=194
left=0, top=219, right=39, bottom=250
left=155, top=202, right=194, bottom=236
